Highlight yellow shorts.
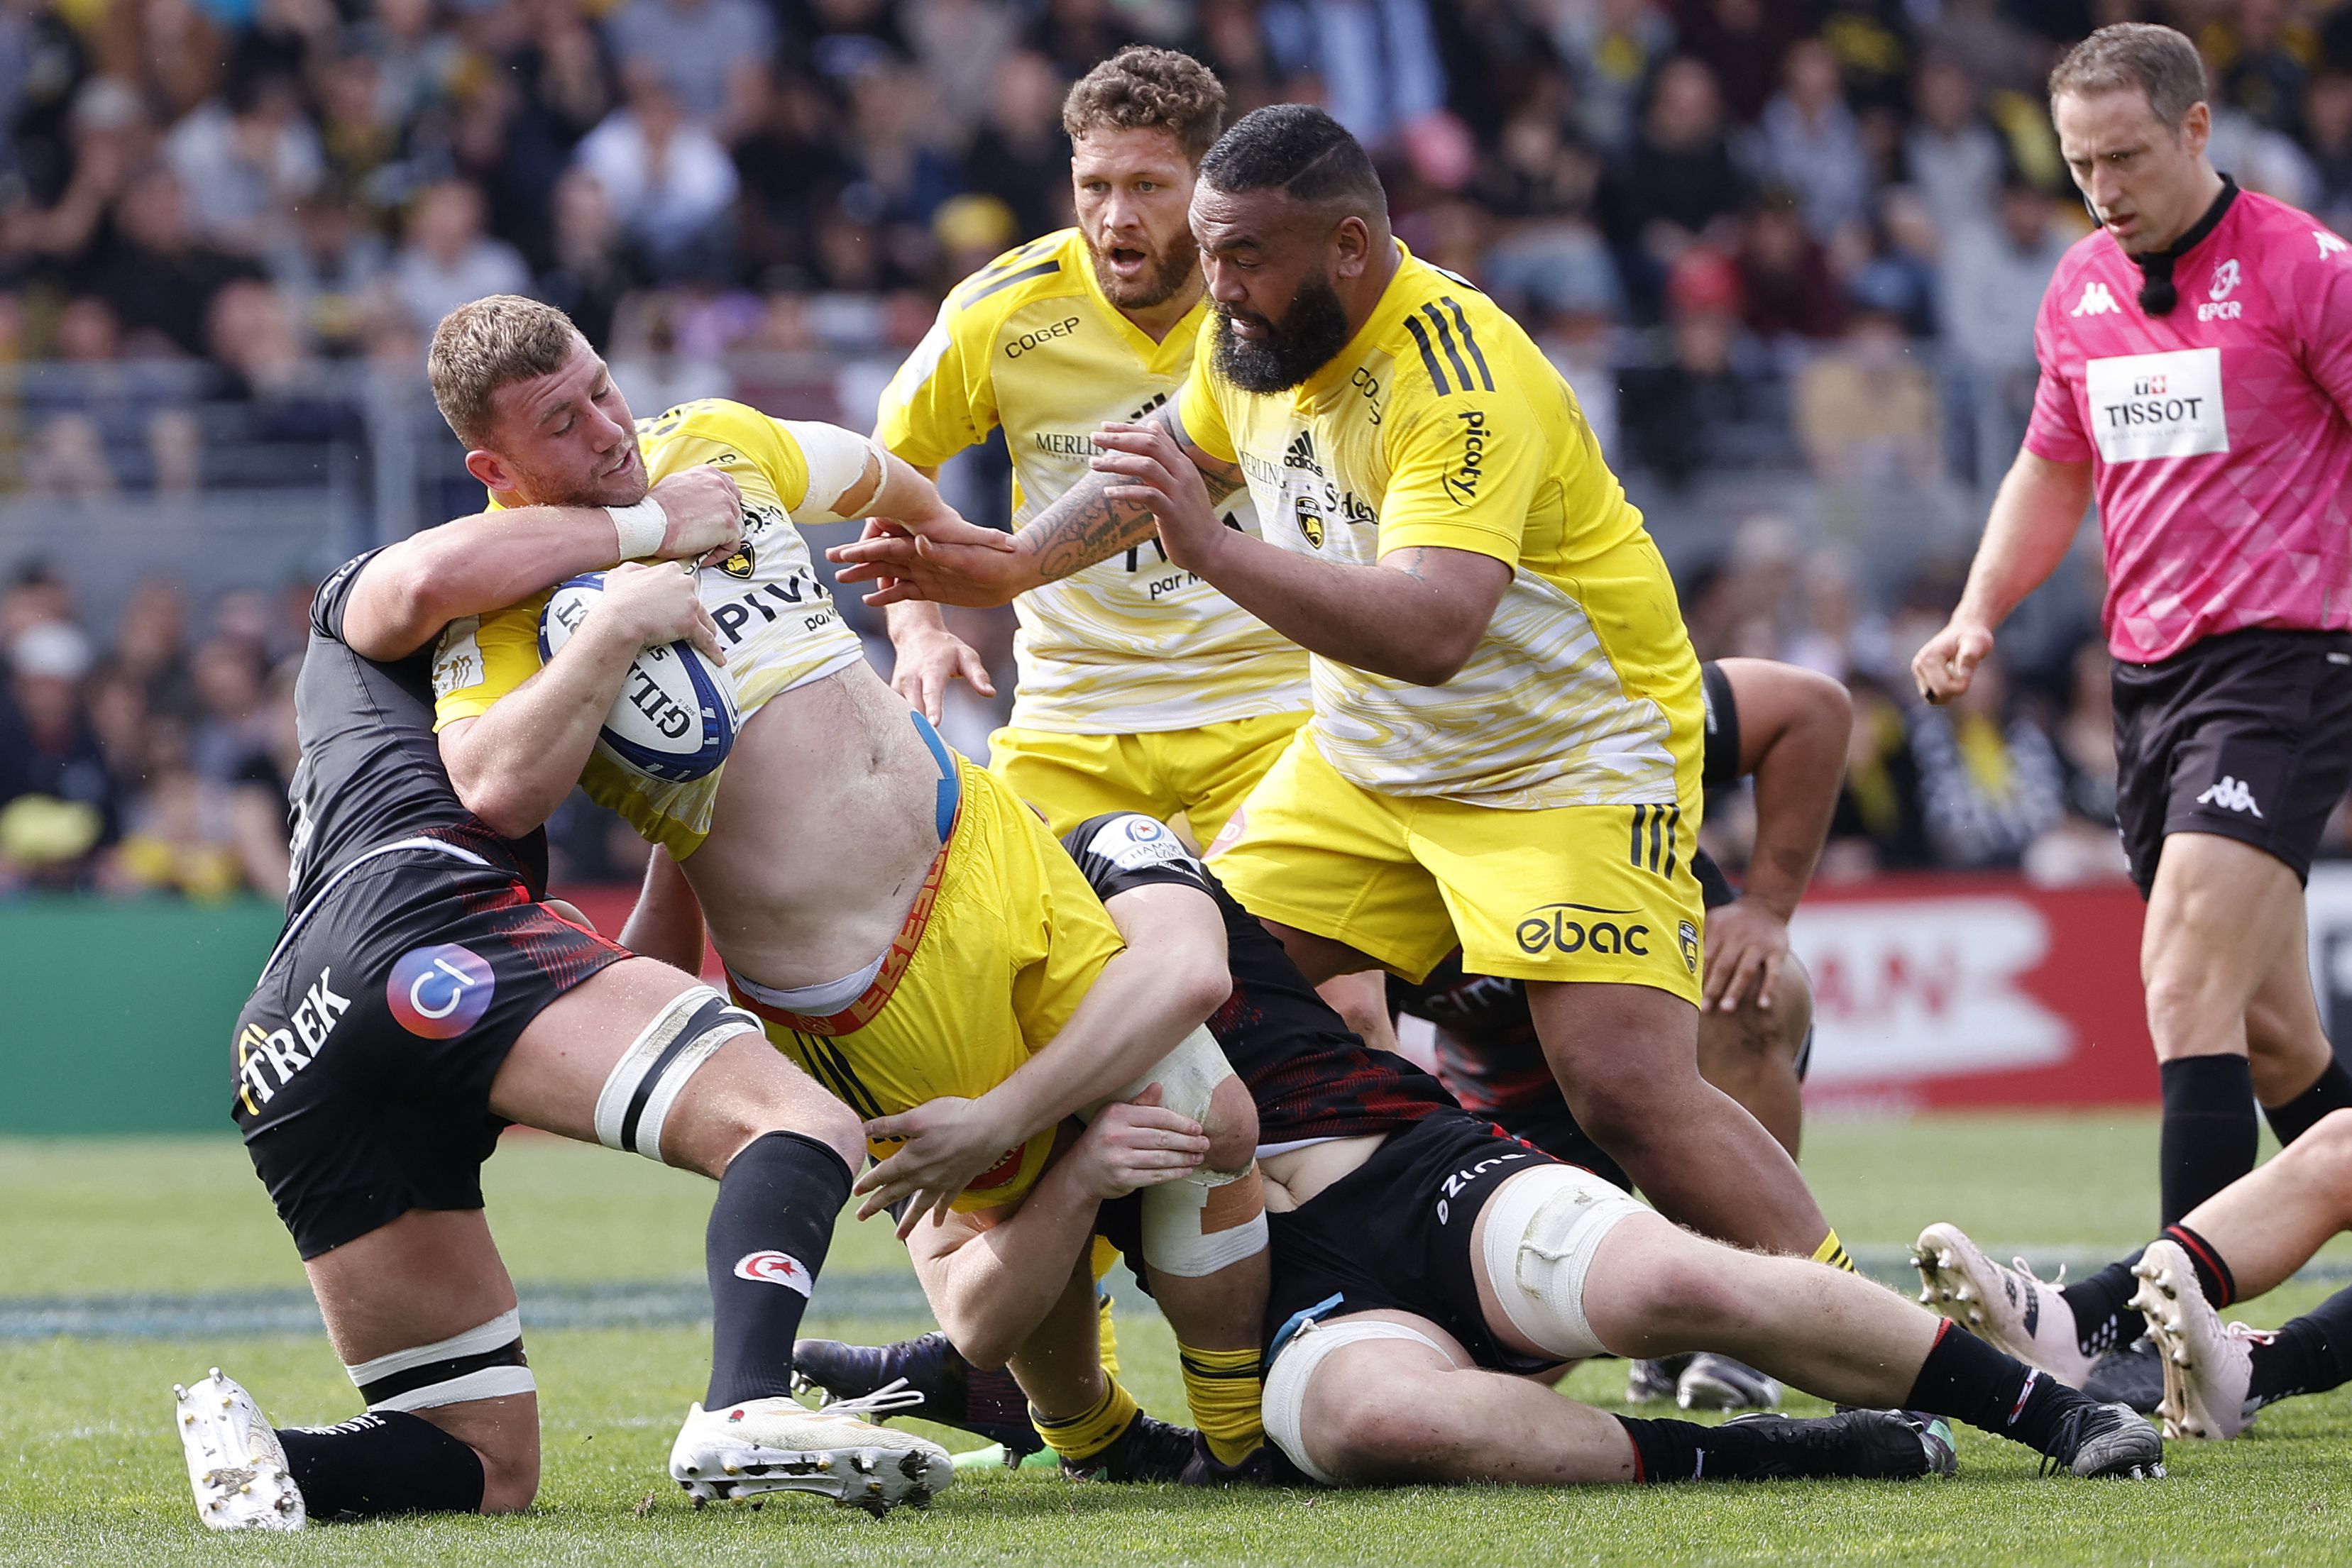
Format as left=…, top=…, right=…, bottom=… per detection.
left=730, top=758, right=1126, bottom=1210
left=990, top=710, right=1312, bottom=842
left=1209, top=736, right=1707, bottom=1001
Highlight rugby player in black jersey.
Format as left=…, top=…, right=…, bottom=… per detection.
left=1391, top=656, right=1849, bottom=1412
left=802, top=814, right=2164, bottom=1486
left=173, top=469, right=953, bottom=1531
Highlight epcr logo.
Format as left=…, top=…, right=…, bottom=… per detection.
left=387, top=943, right=497, bottom=1038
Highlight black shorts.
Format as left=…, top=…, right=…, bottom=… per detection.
left=2112, top=627, right=2352, bottom=898
left=1264, top=1110, right=1557, bottom=1376
left=233, top=844, right=627, bottom=1259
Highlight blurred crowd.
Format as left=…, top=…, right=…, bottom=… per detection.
left=11, top=0, right=2352, bottom=897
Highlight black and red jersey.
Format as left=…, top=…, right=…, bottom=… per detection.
left=1060, top=812, right=1453, bottom=1145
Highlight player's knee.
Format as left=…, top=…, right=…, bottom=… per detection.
left=2281, top=1108, right=2352, bottom=1193
left=1312, top=1371, right=1460, bottom=1482
left=1202, top=1076, right=1259, bottom=1173
left=1623, top=1241, right=1748, bottom=1342
left=473, top=1435, right=540, bottom=1514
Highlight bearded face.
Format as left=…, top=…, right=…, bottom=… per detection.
left=1209, top=266, right=1354, bottom=393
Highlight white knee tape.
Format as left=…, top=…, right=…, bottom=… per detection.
left=1477, top=1164, right=1648, bottom=1362
left=347, top=1308, right=537, bottom=1413
left=593, top=988, right=759, bottom=1164
left=1139, top=1175, right=1268, bottom=1278
left=1263, top=1319, right=1454, bottom=1486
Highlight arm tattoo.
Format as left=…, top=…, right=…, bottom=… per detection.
left=1025, top=472, right=1163, bottom=583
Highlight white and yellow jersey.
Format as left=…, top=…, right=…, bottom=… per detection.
left=432, top=398, right=871, bottom=857
left=1177, top=245, right=1700, bottom=810
left=878, top=228, right=1310, bottom=734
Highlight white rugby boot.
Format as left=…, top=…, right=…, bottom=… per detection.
left=173, top=1369, right=305, bottom=1531
left=1911, top=1223, right=2096, bottom=1388
left=669, top=1379, right=952, bottom=1515
left=2131, top=1240, right=2263, bottom=1440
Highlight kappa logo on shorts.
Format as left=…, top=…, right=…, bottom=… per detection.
left=387, top=944, right=497, bottom=1039
left=732, top=1250, right=814, bottom=1296
left=1515, top=902, right=1652, bottom=959
left=2196, top=775, right=2265, bottom=817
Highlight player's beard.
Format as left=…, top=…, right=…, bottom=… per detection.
left=1211, top=269, right=1353, bottom=393
left=1087, top=229, right=1195, bottom=311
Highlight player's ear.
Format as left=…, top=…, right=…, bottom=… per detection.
left=463, top=448, right=511, bottom=492
left=2179, top=100, right=2211, bottom=158
left=1331, top=214, right=1372, bottom=279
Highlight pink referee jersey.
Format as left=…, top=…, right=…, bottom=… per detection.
left=2025, top=187, right=2352, bottom=663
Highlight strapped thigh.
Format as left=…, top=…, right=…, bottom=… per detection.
left=1262, top=1318, right=1457, bottom=1486
left=346, top=1308, right=535, bottom=1413
left=593, top=987, right=761, bottom=1164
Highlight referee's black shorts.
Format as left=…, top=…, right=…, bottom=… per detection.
left=2112, top=626, right=2352, bottom=898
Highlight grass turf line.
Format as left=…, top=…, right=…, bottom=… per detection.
left=9, top=1116, right=2352, bottom=1564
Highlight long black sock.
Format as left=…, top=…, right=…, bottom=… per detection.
left=2262, top=1056, right=2352, bottom=1147
left=1902, top=1320, right=2085, bottom=1457
left=2160, top=1055, right=2257, bottom=1226
left=1614, top=1413, right=1923, bottom=1481
left=2160, top=1222, right=2237, bottom=1307
left=2058, top=1249, right=2147, bottom=1359
left=2248, top=1285, right=2352, bottom=1403
left=277, top=1410, right=485, bottom=1518
left=705, top=1130, right=852, bottom=1408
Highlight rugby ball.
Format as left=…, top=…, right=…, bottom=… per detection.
left=538, top=573, right=739, bottom=782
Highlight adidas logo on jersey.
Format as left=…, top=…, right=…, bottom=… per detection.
left=1284, top=431, right=1320, bottom=472
left=2071, top=281, right=2122, bottom=317
left=2196, top=775, right=2264, bottom=817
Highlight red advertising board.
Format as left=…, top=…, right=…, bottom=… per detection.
left=1791, top=876, right=2157, bottom=1112
left=559, top=873, right=2165, bottom=1113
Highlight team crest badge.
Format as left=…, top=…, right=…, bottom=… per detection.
left=720, top=543, right=756, bottom=580
left=1678, top=920, right=1700, bottom=975
left=1295, top=497, right=1326, bottom=549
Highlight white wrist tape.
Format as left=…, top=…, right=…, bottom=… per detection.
left=608, top=495, right=669, bottom=559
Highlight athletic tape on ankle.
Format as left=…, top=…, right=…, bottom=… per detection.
left=593, top=988, right=758, bottom=1163
left=346, top=1308, right=535, bottom=1412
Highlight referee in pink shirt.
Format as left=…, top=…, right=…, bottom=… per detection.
left=1916, top=22, right=2352, bottom=1393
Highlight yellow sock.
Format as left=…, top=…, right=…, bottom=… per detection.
left=1812, top=1227, right=1857, bottom=1273
left=1089, top=1236, right=1123, bottom=1380
left=1031, top=1377, right=1138, bottom=1465
left=1177, top=1343, right=1265, bottom=1467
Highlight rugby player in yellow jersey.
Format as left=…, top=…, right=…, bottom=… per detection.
left=832, top=106, right=1844, bottom=1264
left=410, top=296, right=1273, bottom=1480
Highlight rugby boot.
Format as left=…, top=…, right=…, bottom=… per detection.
left=1714, top=1408, right=1957, bottom=1480
left=1060, top=1411, right=1199, bottom=1483
left=1178, top=1435, right=1310, bottom=1487
left=794, top=1330, right=1044, bottom=1459
left=2037, top=1397, right=2166, bottom=1479
left=669, top=1381, right=952, bottom=1515
left=1676, top=1353, right=1784, bottom=1411
left=1912, top=1223, right=2096, bottom=1386
left=2082, top=1335, right=2167, bottom=1414
left=174, top=1369, right=305, bottom=1531
left=1626, top=1354, right=1690, bottom=1404
left=2131, top=1240, right=2265, bottom=1440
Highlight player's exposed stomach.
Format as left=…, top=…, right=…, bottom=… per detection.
left=1260, top=1134, right=1390, bottom=1213
left=685, top=661, right=946, bottom=988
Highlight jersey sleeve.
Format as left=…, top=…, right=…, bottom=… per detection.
left=875, top=296, right=997, bottom=468
left=1058, top=812, right=1212, bottom=902
left=309, top=549, right=383, bottom=644
left=431, top=597, right=549, bottom=730
left=2290, top=223, right=2352, bottom=423
left=1700, top=661, right=1742, bottom=790
left=773, top=419, right=879, bottom=523
left=1374, top=377, right=1546, bottom=567
left=1174, top=319, right=1238, bottom=466
left=2021, top=281, right=2093, bottom=463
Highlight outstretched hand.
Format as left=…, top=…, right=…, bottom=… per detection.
left=828, top=514, right=1023, bottom=609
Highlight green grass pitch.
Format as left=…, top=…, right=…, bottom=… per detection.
left=6, top=1115, right=2352, bottom=1565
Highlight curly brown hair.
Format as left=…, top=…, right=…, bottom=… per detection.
left=1062, top=45, right=1227, bottom=164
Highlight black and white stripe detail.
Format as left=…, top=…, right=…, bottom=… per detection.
left=1399, top=297, right=1493, bottom=397
left=348, top=1308, right=534, bottom=1413
left=592, top=988, right=758, bottom=1162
